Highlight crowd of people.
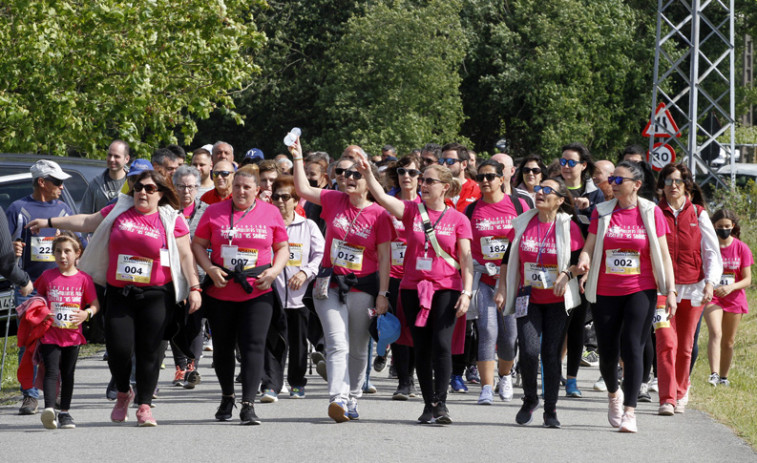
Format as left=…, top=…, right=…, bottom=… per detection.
left=1, top=137, right=752, bottom=433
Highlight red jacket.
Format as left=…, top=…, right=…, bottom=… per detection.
left=16, top=297, right=52, bottom=390
left=660, top=198, right=704, bottom=285
left=455, top=178, right=481, bottom=213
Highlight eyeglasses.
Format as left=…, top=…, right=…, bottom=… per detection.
left=533, top=185, right=563, bottom=196
left=438, top=158, right=460, bottom=166
left=607, top=176, right=636, bottom=185
left=45, top=177, right=64, bottom=187
left=475, top=173, right=500, bottom=182
left=133, top=183, right=160, bottom=194
left=421, top=157, right=437, bottom=166
left=521, top=167, right=541, bottom=175
left=664, top=178, right=684, bottom=186
left=213, top=170, right=233, bottom=178
left=343, top=170, right=363, bottom=180
left=176, top=184, right=196, bottom=191
left=419, top=177, right=444, bottom=185
left=397, top=168, right=421, bottom=177
left=559, top=158, right=583, bottom=168
left=271, top=193, right=293, bottom=202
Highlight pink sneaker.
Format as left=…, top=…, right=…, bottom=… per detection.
left=608, top=389, right=624, bottom=428
left=111, top=388, right=134, bottom=423
left=619, top=412, right=637, bottom=433
left=136, top=404, right=157, bottom=427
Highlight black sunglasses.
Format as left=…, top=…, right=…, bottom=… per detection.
left=438, top=158, right=460, bottom=166
left=607, top=175, right=635, bottom=185
left=419, top=177, right=444, bottom=185
left=271, top=193, right=293, bottom=202
left=533, top=185, right=563, bottom=197
left=134, top=182, right=160, bottom=194
left=343, top=170, right=363, bottom=180
left=475, top=173, right=500, bottom=182
left=521, top=167, right=541, bottom=175
left=45, top=177, right=64, bottom=187
left=335, top=167, right=348, bottom=176
left=397, top=167, right=421, bottom=177
left=213, top=170, right=233, bottom=178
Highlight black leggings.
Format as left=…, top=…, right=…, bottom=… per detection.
left=170, top=303, right=204, bottom=370
left=592, top=290, right=656, bottom=408
left=401, top=289, right=459, bottom=406
left=388, top=277, right=414, bottom=388
left=205, top=292, right=273, bottom=403
left=105, top=284, right=173, bottom=405
left=563, top=299, right=587, bottom=377
left=518, top=302, right=568, bottom=413
left=39, top=343, right=79, bottom=410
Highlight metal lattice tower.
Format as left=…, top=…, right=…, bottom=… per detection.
left=648, top=0, right=736, bottom=186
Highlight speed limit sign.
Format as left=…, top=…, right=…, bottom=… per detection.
left=647, top=142, right=676, bottom=172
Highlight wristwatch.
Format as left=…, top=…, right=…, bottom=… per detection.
left=378, top=291, right=390, bottom=298
left=461, top=290, right=473, bottom=298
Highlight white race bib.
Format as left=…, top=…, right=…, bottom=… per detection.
left=222, top=245, right=258, bottom=270
left=288, top=243, right=303, bottom=267
left=416, top=257, right=433, bottom=271
left=720, top=272, right=736, bottom=287
left=605, top=249, right=641, bottom=275
left=480, top=236, right=509, bottom=261
left=116, top=254, right=153, bottom=284
left=391, top=242, right=407, bottom=266
left=31, top=236, right=55, bottom=262
left=523, top=262, right=558, bottom=289
left=331, top=239, right=365, bottom=271
left=652, top=307, right=670, bottom=331
left=52, top=302, right=80, bottom=329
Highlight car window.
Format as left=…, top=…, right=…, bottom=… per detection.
left=0, top=179, right=35, bottom=212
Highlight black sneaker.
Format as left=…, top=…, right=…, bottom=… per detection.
left=215, top=395, right=236, bottom=421
left=543, top=411, right=561, bottom=429
left=373, top=355, right=388, bottom=373
left=432, top=402, right=452, bottom=425
left=393, top=384, right=410, bottom=401
left=388, top=364, right=398, bottom=379
left=240, top=402, right=261, bottom=425
left=515, top=397, right=539, bottom=425
left=184, top=370, right=202, bottom=390
left=19, top=396, right=38, bottom=415
left=58, top=412, right=76, bottom=429
left=417, top=404, right=434, bottom=424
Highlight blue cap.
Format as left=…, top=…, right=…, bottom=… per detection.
left=374, top=313, right=401, bottom=356
left=127, top=159, right=154, bottom=177
left=245, top=148, right=264, bottom=161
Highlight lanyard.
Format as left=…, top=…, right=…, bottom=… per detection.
left=423, top=205, right=449, bottom=257
left=228, top=200, right=257, bottom=245
left=535, top=219, right=555, bottom=268
left=335, top=207, right=364, bottom=257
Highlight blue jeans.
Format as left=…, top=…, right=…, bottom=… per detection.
left=15, top=287, right=39, bottom=399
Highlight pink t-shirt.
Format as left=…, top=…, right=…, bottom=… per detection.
left=399, top=201, right=473, bottom=291
left=35, top=268, right=97, bottom=347
left=712, top=238, right=753, bottom=314
left=390, top=195, right=421, bottom=280
left=195, top=199, right=289, bottom=301
left=589, top=205, right=669, bottom=296
left=515, top=216, right=584, bottom=305
left=102, top=205, right=190, bottom=288
left=319, top=190, right=393, bottom=278
left=470, top=195, right=530, bottom=286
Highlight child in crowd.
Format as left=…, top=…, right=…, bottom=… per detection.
left=35, top=232, right=99, bottom=429
left=703, top=209, right=753, bottom=387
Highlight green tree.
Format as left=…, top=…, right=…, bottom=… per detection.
left=0, top=0, right=264, bottom=158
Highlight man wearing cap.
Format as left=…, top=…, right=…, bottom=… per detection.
left=80, top=140, right=131, bottom=214
left=6, top=160, right=76, bottom=415
left=199, top=159, right=235, bottom=205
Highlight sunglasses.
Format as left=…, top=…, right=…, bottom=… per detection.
left=559, top=158, right=583, bottom=168
left=134, top=182, right=160, bottom=194
left=421, top=157, right=437, bottom=166
left=521, top=167, right=541, bottom=175
left=213, top=170, right=233, bottom=178
left=664, top=178, right=684, bottom=186
left=45, top=177, right=64, bottom=187
left=533, top=185, right=563, bottom=197
left=438, top=158, right=461, bottom=166
left=607, top=175, right=636, bottom=185
left=335, top=167, right=349, bottom=176
left=271, top=193, right=293, bottom=202
left=343, top=170, right=363, bottom=180
left=419, top=177, right=444, bottom=186
left=397, top=167, right=421, bottom=177
left=475, top=173, right=500, bottom=182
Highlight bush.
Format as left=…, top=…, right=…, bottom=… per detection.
left=711, top=180, right=757, bottom=251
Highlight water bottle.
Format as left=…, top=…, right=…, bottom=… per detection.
left=284, top=127, right=301, bottom=147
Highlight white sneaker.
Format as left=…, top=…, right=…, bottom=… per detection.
left=680, top=386, right=690, bottom=405
left=608, top=389, right=624, bottom=428
left=594, top=376, right=607, bottom=392
left=498, top=374, right=513, bottom=402
left=708, top=373, right=720, bottom=387
left=648, top=377, right=659, bottom=392
left=619, top=412, right=637, bottom=433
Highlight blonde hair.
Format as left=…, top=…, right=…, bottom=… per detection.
left=424, top=164, right=461, bottom=198
left=235, top=165, right=260, bottom=185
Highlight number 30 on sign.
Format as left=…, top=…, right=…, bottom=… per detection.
left=646, top=142, right=676, bottom=172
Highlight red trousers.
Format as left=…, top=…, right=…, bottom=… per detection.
left=655, top=296, right=703, bottom=405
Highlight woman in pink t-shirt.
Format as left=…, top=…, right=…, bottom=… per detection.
left=291, top=139, right=392, bottom=423
left=577, top=161, right=676, bottom=434
left=356, top=154, right=473, bottom=426
left=29, top=170, right=202, bottom=427
left=703, top=209, right=753, bottom=387
left=192, top=166, right=289, bottom=425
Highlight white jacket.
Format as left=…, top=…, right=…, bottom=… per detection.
left=273, top=213, right=324, bottom=309
left=79, top=194, right=189, bottom=303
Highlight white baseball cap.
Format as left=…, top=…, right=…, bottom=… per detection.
left=30, top=160, right=72, bottom=181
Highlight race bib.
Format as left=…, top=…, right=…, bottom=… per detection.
left=51, top=302, right=80, bottom=329
left=288, top=243, right=303, bottom=267
left=222, top=245, right=258, bottom=270
left=331, top=239, right=365, bottom=271
left=652, top=306, right=670, bottom=331
left=720, top=272, right=736, bottom=287
left=416, top=257, right=433, bottom=271
left=605, top=249, right=641, bottom=275
left=31, top=236, right=55, bottom=262
left=391, top=242, right=407, bottom=266
left=481, top=236, right=509, bottom=261
left=116, top=255, right=153, bottom=284
left=523, top=262, right=558, bottom=290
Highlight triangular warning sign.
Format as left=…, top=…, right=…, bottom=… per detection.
left=642, top=103, right=681, bottom=138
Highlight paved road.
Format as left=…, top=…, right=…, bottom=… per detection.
left=1, top=348, right=755, bottom=462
